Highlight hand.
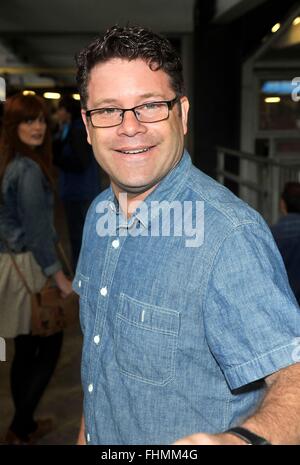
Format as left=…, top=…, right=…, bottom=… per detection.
left=76, top=433, right=86, bottom=445
left=53, top=270, right=73, bottom=297
left=76, top=415, right=86, bottom=445
left=172, top=432, right=246, bottom=445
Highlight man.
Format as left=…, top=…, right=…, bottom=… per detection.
left=271, top=182, right=300, bottom=306
left=73, top=25, right=300, bottom=445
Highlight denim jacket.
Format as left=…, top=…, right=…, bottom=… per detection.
left=74, top=150, right=300, bottom=445
left=0, top=154, right=61, bottom=276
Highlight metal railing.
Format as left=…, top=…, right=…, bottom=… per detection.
left=217, top=146, right=300, bottom=224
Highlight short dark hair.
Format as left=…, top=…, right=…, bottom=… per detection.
left=75, top=25, right=184, bottom=109
left=281, top=182, right=300, bottom=213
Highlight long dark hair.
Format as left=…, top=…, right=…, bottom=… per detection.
left=0, top=93, right=53, bottom=184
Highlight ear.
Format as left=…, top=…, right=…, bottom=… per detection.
left=180, top=96, right=189, bottom=135
left=280, top=198, right=288, bottom=215
left=81, top=109, right=92, bottom=145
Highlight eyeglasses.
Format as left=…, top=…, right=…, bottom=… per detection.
left=85, top=96, right=180, bottom=128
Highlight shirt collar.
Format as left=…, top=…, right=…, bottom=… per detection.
left=107, top=149, right=192, bottom=230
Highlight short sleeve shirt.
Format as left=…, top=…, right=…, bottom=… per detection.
left=73, top=151, right=300, bottom=445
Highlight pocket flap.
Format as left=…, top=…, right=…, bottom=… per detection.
left=117, top=294, right=180, bottom=335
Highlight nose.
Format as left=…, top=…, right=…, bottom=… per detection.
left=33, top=119, right=45, bottom=129
left=116, top=109, right=147, bottom=137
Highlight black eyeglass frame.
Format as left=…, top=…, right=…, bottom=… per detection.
left=85, top=96, right=180, bottom=128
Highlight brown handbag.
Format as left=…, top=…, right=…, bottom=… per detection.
left=30, top=280, right=79, bottom=337
left=5, top=242, right=79, bottom=337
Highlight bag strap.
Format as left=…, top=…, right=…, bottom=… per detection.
left=2, top=239, right=74, bottom=295
left=57, top=242, right=74, bottom=278
left=1, top=238, right=33, bottom=296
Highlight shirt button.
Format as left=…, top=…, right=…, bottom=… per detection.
left=94, top=335, right=100, bottom=345
left=88, top=383, right=93, bottom=393
left=112, top=239, right=120, bottom=249
left=87, top=433, right=91, bottom=443
left=100, top=287, right=108, bottom=296
left=78, top=280, right=82, bottom=288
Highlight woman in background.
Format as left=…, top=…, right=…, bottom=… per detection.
left=0, top=93, right=72, bottom=444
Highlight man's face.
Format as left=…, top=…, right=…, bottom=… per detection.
left=82, top=58, right=189, bottom=196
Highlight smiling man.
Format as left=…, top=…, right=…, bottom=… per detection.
left=73, top=25, right=300, bottom=445
left=83, top=58, right=188, bottom=198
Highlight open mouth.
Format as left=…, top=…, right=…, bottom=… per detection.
left=115, top=146, right=155, bottom=155
left=31, top=134, right=43, bottom=139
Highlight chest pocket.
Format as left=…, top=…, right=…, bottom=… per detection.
left=115, top=293, right=180, bottom=386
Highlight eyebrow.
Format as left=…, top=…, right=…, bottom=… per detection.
left=91, top=93, right=169, bottom=108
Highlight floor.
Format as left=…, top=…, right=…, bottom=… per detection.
left=0, top=323, right=83, bottom=445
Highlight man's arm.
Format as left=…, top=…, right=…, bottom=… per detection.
left=77, top=415, right=86, bottom=445
left=173, top=363, right=300, bottom=445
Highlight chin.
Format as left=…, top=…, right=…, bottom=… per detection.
left=120, top=180, right=158, bottom=195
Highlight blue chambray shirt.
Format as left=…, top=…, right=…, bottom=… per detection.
left=73, top=150, right=300, bottom=445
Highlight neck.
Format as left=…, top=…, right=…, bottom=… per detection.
left=112, top=182, right=157, bottom=218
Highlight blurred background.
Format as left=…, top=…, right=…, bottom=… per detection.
left=1, top=0, right=300, bottom=222
left=1, top=0, right=300, bottom=444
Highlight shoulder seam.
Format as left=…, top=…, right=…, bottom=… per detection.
left=186, top=170, right=258, bottom=227
left=185, top=183, right=250, bottom=227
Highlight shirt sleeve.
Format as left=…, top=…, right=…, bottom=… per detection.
left=17, top=162, right=61, bottom=276
left=203, top=220, right=300, bottom=390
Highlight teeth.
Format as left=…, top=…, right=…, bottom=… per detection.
left=122, top=148, right=149, bottom=154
